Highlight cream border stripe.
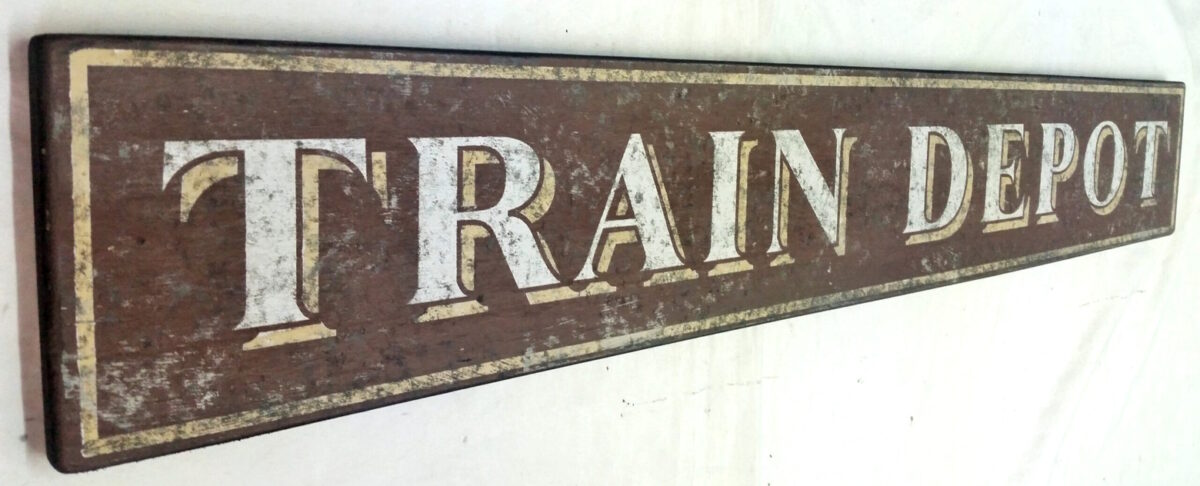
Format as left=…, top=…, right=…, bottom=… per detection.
left=67, top=47, right=1181, bottom=457
left=69, top=50, right=100, bottom=448
left=82, top=48, right=1182, bottom=93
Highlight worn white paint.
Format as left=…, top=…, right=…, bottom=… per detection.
left=904, top=126, right=969, bottom=237
left=1135, top=120, right=1170, bottom=201
left=768, top=129, right=848, bottom=253
left=1035, top=122, right=1079, bottom=219
left=576, top=134, right=686, bottom=281
left=163, top=139, right=367, bottom=330
left=982, top=124, right=1029, bottom=225
left=1082, top=121, right=1127, bottom=214
left=408, top=136, right=559, bottom=304
left=704, top=131, right=744, bottom=263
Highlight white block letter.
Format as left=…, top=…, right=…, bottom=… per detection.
left=163, top=139, right=367, bottom=330
left=577, top=134, right=686, bottom=281
left=904, top=127, right=971, bottom=244
left=769, top=129, right=851, bottom=255
left=1034, top=123, right=1078, bottom=223
left=408, top=137, right=560, bottom=304
left=1082, top=121, right=1127, bottom=215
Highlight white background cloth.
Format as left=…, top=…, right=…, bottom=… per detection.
left=1, top=1, right=1197, bottom=484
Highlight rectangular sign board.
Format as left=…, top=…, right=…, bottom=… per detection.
left=30, top=35, right=1184, bottom=471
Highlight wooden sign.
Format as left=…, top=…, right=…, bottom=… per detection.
left=30, top=35, right=1184, bottom=471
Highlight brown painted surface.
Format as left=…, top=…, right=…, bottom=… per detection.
left=30, top=35, right=1184, bottom=471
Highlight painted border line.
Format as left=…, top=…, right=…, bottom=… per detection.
left=66, top=47, right=1182, bottom=457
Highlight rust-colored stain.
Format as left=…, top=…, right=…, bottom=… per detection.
left=29, top=35, right=1184, bottom=471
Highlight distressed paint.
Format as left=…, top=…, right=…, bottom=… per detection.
left=29, top=36, right=1184, bottom=471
